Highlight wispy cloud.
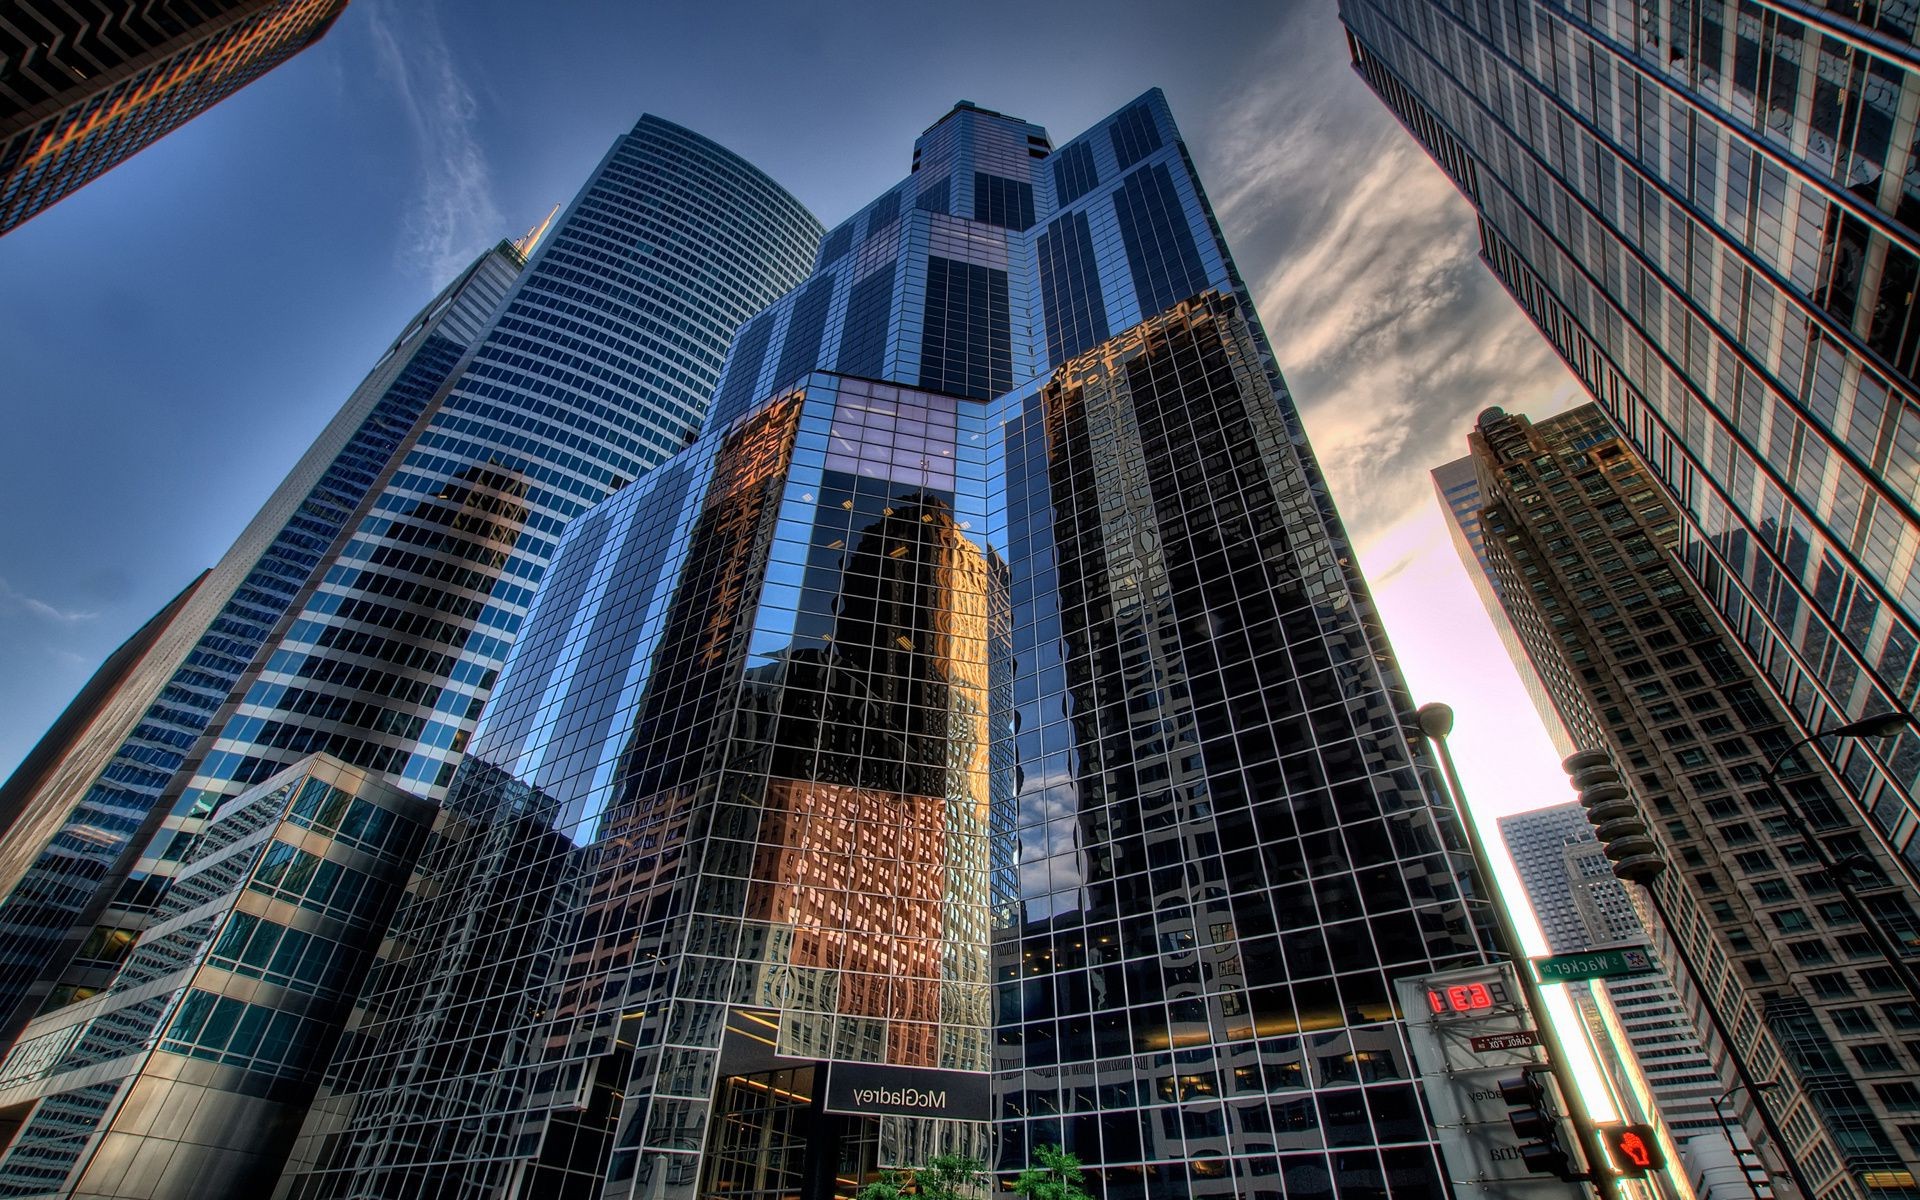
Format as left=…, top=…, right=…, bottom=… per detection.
left=1197, top=10, right=1582, bottom=553
left=366, top=2, right=503, bottom=283
left=0, top=578, right=96, bottom=624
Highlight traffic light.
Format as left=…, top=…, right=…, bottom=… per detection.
left=1499, top=1067, right=1572, bottom=1177
left=1603, top=1123, right=1665, bottom=1176
left=1563, top=748, right=1666, bottom=884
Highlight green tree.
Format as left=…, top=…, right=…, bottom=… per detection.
left=1011, top=1145, right=1094, bottom=1200
left=854, top=1154, right=986, bottom=1200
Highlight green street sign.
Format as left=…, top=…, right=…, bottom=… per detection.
left=1532, top=946, right=1657, bottom=983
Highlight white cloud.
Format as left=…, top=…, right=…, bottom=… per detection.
left=0, top=577, right=96, bottom=624
left=366, top=2, right=504, bottom=283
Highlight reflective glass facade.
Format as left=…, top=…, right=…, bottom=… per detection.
left=0, top=242, right=523, bottom=1043
left=275, top=93, right=1497, bottom=1200
left=0, top=755, right=432, bottom=1198
left=1337, top=0, right=1920, bottom=878
left=0, top=0, right=347, bottom=234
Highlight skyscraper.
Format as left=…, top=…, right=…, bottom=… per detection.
left=0, top=238, right=524, bottom=1042
left=0, top=0, right=347, bottom=234
left=274, top=92, right=1499, bottom=1200
left=0, top=116, right=819, bottom=1049
left=1499, top=804, right=1729, bottom=1144
left=1465, top=404, right=1920, bottom=1195
left=1337, top=0, right=1920, bottom=894
left=0, top=754, right=433, bottom=1198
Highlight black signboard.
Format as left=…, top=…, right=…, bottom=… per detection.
left=821, top=1061, right=990, bottom=1120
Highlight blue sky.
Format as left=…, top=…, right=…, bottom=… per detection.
left=0, top=0, right=1587, bottom=890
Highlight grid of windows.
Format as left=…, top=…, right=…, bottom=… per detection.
left=0, top=759, right=430, bottom=1198
left=1339, top=0, right=1920, bottom=881
left=1051, top=140, right=1100, bottom=207
left=1108, top=100, right=1164, bottom=173
left=1114, top=165, right=1210, bottom=323
left=1038, top=210, right=1111, bottom=366
left=269, top=92, right=1492, bottom=1200
left=0, top=0, right=348, bottom=233
left=838, top=262, right=897, bottom=381
left=973, top=172, right=1037, bottom=231
left=1471, top=405, right=1919, bottom=1186
left=0, top=246, right=518, bottom=1045
left=919, top=256, right=1012, bottom=401
left=774, top=273, right=839, bottom=393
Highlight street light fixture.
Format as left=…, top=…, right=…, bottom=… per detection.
left=1708, top=1080, right=1783, bottom=1200
left=1412, top=702, right=1622, bottom=1200
left=1760, top=711, right=1920, bottom=1004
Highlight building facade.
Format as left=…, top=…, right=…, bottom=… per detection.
left=0, top=240, right=524, bottom=1044
left=0, top=116, right=819, bottom=1066
left=1469, top=405, right=1920, bottom=1195
left=271, top=93, right=1501, bottom=1200
left=1499, top=804, right=1730, bottom=1144
left=0, top=755, right=434, bottom=1198
left=1342, top=0, right=1920, bottom=960
left=0, top=0, right=347, bottom=234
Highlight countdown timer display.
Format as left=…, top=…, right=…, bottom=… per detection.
left=1423, top=977, right=1511, bottom=1016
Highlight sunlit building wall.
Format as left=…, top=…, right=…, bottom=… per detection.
left=0, top=0, right=347, bottom=233
left=0, top=755, right=432, bottom=1198
left=1470, top=405, right=1920, bottom=1195
left=274, top=93, right=1502, bottom=1200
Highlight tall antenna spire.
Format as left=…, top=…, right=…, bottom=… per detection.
left=511, top=203, right=561, bottom=260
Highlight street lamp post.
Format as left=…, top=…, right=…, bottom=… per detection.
left=1413, top=702, right=1623, bottom=1200
left=1759, top=711, right=1920, bottom=1004
left=1707, top=1081, right=1781, bottom=1200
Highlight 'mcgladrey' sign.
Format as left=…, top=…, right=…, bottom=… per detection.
left=822, top=1061, right=990, bottom=1120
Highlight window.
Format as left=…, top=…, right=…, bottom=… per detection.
left=1831, top=1007, right=1875, bottom=1034
left=1874, top=1081, right=1920, bottom=1109
left=1791, top=940, right=1835, bottom=966
left=1810, top=973, right=1855, bottom=998
left=1852, top=1044, right=1902, bottom=1071
left=1772, top=910, right=1814, bottom=932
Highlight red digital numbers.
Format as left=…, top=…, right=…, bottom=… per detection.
left=1425, top=981, right=1499, bottom=1014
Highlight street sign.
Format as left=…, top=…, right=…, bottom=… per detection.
left=1532, top=946, right=1656, bottom=982
left=1470, top=1030, right=1540, bottom=1053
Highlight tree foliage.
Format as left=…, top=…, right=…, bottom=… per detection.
left=854, top=1153, right=988, bottom=1200
left=1011, top=1145, right=1094, bottom=1200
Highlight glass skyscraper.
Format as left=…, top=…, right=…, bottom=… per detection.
left=0, top=239, right=524, bottom=1044
left=1336, top=0, right=1920, bottom=880
left=274, top=92, right=1498, bottom=1200
left=0, top=0, right=348, bottom=234
left=0, top=116, right=819, bottom=1060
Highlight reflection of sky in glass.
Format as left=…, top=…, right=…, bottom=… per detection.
left=825, top=378, right=961, bottom=492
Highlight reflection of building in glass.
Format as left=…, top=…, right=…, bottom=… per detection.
left=277, top=92, right=1500, bottom=1200
left=0, top=755, right=431, bottom=1198
left=1468, top=405, right=1920, bottom=1195
left=0, top=0, right=347, bottom=234
left=0, top=116, right=820, bottom=1074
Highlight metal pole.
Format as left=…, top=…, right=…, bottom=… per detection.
left=1709, top=1091, right=1768, bottom=1200
left=1762, top=744, right=1920, bottom=1004
left=1640, top=887, right=1816, bottom=1200
left=1416, top=708, right=1622, bottom=1200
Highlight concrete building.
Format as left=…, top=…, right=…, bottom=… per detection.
left=1463, top=404, right=1920, bottom=1195
left=0, top=755, right=432, bottom=1197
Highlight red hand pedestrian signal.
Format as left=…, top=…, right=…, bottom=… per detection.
left=1604, top=1125, right=1664, bottom=1176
